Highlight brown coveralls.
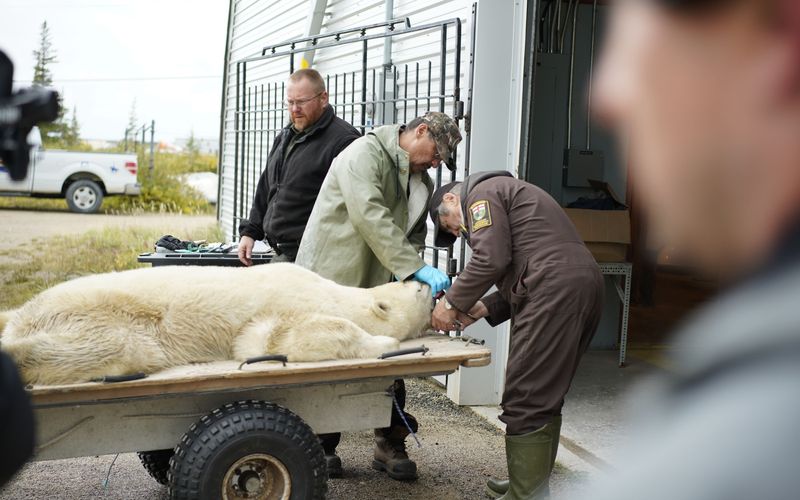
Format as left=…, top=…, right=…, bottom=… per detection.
left=445, top=172, right=604, bottom=435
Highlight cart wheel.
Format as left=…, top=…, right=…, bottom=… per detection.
left=168, top=400, right=326, bottom=500
left=138, top=449, right=174, bottom=485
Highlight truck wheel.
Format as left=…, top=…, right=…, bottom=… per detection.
left=65, top=179, right=103, bottom=213
left=168, top=400, right=326, bottom=500
left=138, top=449, right=174, bottom=485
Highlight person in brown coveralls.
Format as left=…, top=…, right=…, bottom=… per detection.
left=428, top=171, right=604, bottom=499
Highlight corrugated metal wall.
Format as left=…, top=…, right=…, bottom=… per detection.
left=219, top=0, right=307, bottom=235
left=218, top=0, right=474, bottom=240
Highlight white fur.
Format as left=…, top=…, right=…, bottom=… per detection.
left=0, top=263, right=432, bottom=385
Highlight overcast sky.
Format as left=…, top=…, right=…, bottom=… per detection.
left=1, top=0, right=229, bottom=143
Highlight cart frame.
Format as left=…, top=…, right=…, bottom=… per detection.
left=28, top=336, right=490, bottom=498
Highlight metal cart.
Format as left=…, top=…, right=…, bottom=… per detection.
left=29, top=336, right=490, bottom=499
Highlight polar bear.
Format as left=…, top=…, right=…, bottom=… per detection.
left=0, top=263, right=432, bottom=386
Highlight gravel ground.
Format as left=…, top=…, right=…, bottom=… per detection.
left=0, top=379, right=583, bottom=499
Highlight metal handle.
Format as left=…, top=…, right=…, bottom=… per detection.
left=447, top=258, right=458, bottom=277
left=379, top=345, right=429, bottom=359
left=451, top=335, right=485, bottom=346
left=90, top=372, right=147, bottom=383
left=238, top=354, right=289, bottom=370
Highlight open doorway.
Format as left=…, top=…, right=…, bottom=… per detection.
left=519, top=0, right=721, bottom=352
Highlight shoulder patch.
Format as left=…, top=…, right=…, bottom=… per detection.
left=469, top=200, right=492, bottom=231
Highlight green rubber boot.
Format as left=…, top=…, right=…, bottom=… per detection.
left=486, top=477, right=505, bottom=499
left=549, top=416, right=563, bottom=469
left=485, top=419, right=561, bottom=499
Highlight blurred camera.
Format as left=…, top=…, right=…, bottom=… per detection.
left=0, top=50, right=59, bottom=181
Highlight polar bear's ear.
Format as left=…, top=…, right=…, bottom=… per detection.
left=371, top=300, right=392, bottom=320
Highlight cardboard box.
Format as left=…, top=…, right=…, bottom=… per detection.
left=564, top=208, right=631, bottom=262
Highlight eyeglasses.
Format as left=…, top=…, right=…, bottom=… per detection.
left=284, top=92, right=323, bottom=108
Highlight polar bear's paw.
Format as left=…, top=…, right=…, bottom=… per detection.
left=364, top=335, right=400, bottom=358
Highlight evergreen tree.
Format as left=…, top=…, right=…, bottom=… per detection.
left=32, top=21, right=57, bottom=88
left=32, top=20, right=66, bottom=144
left=125, top=99, right=138, bottom=146
left=64, top=106, right=80, bottom=147
left=186, top=130, right=200, bottom=156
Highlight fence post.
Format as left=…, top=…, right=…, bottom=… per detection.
left=149, top=120, right=155, bottom=172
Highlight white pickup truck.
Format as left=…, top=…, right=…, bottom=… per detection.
left=0, top=128, right=140, bottom=213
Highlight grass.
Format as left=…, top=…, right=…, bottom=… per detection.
left=0, top=197, right=69, bottom=212
left=0, top=223, right=223, bottom=311
left=0, top=150, right=218, bottom=215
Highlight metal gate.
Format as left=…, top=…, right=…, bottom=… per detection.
left=229, top=9, right=476, bottom=269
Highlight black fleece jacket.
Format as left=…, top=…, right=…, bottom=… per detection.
left=239, top=105, right=360, bottom=244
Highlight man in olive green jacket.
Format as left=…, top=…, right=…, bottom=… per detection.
left=297, top=112, right=460, bottom=289
left=296, top=111, right=461, bottom=480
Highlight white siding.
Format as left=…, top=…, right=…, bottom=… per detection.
left=219, top=0, right=308, bottom=238
left=216, top=0, right=534, bottom=406
left=218, top=0, right=475, bottom=240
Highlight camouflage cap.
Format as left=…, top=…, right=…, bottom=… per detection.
left=419, top=111, right=462, bottom=171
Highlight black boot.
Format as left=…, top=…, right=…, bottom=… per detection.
left=318, top=432, right=343, bottom=478
left=371, top=414, right=418, bottom=481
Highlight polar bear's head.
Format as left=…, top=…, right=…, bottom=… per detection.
left=362, top=280, right=432, bottom=340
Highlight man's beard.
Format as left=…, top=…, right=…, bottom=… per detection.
left=409, top=163, right=428, bottom=174
left=291, top=117, right=306, bottom=131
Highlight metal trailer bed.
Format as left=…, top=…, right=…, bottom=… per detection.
left=28, top=336, right=490, bottom=499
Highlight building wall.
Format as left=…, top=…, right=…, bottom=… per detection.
left=219, top=0, right=308, bottom=237
left=217, top=0, right=625, bottom=405
left=526, top=3, right=629, bottom=348
left=445, top=0, right=529, bottom=406
left=218, top=0, right=475, bottom=241
left=218, top=0, right=521, bottom=406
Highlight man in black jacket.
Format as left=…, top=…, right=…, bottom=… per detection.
left=238, top=68, right=360, bottom=264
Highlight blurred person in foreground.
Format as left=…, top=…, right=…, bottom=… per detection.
left=0, top=351, right=35, bottom=487
left=584, top=0, right=800, bottom=499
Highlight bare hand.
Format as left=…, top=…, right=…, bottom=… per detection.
left=467, top=301, right=489, bottom=319
left=431, top=300, right=460, bottom=332
left=455, top=301, right=488, bottom=329
left=238, top=236, right=255, bottom=266
left=455, top=311, right=478, bottom=329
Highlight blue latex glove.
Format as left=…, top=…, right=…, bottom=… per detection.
left=413, top=265, right=451, bottom=297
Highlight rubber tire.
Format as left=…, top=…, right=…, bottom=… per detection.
left=138, top=449, right=174, bottom=485
left=65, top=179, right=103, bottom=213
left=168, top=400, right=326, bottom=500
